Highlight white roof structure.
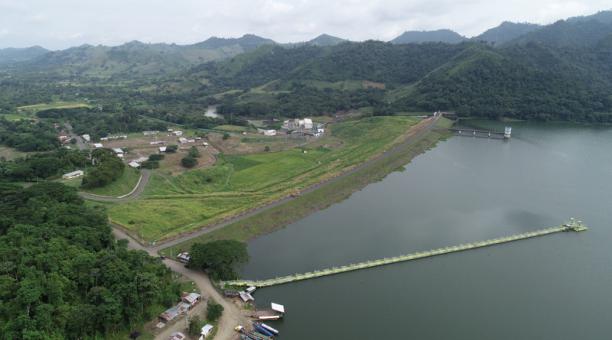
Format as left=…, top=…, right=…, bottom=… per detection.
left=112, top=148, right=123, bottom=154
left=182, top=292, right=201, bottom=305
left=201, top=324, right=214, bottom=337
left=62, top=170, right=84, bottom=179
left=128, top=161, right=140, bottom=168
left=270, top=302, right=285, bottom=314
left=159, top=146, right=167, bottom=152
left=271, top=303, right=285, bottom=313
left=81, top=134, right=91, bottom=142
left=93, top=143, right=103, bottom=148
left=239, top=291, right=254, bottom=302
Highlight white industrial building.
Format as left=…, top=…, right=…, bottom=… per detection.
left=62, top=170, right=84, bottom=180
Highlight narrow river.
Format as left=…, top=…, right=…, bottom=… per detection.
left=241, top=121, right=612, bottom=340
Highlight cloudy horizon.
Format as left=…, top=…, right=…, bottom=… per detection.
left=0, top=0, right=610, bottom=50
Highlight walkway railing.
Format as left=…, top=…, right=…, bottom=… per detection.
left=222, top=220, right=587, bottom=288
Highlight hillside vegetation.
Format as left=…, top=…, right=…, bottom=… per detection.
left=2, top=11, right=612, bottom=127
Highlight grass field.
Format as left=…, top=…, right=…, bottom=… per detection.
left=0, top=146, right=27, bottom=160
left=0, top=113, right=35, bottom=121
left=80, top=167, right=142, bottom=196
left=109, top=116, right=425, bottom=242
left=214, top=125, right=250, bottom=132
left=17, top=101, right=91, bottom=113
left=160, top=117, right=453, bottom=255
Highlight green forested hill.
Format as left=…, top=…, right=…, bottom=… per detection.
left=474, top=22, right=541, bottom=45
left=0, top=183, right=180, bottom=339
left=11, top=34, right=276, bottom=79
left=391, top=29, right=467, bottom=44
left=0, top=46, right=48, bottom=65
left=2, top=11, right=612, bottom=121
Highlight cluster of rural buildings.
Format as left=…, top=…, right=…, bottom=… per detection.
left=257, top=117, right=325, bottom=137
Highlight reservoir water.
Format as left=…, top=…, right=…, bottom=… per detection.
left=241, top=121, right=612, bottom=340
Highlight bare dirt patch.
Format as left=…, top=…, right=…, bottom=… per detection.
left=208, top=131, right=311, bottom=155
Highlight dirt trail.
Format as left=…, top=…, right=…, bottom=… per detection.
left=112, top=228, right=245, bottom=340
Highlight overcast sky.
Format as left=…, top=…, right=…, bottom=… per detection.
left=0, top=0, right=610, bottom=49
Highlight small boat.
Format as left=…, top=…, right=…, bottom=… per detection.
left=259, top=315, right=282, bottom=321
left=246, top=331, right=272, bottom=340
left=253, top=323, right=274, bottom=337
left=260, top=323, right=279, bottom=335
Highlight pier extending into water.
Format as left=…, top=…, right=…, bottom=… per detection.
left=450, top=126, right=512, bottom=139
left=223, top=219, right=587, bottom=288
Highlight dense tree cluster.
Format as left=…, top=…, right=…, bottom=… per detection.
left=0, top=118, right=59, bottom=151
left=187, top=240, right=249, bottom=280
left=80, top=149, right=125, bottom=189
left=37, top=108, right=167, bottom=141
left=0, top=149, right=89, bottom=181
left=0, top=182, right=180, bottom=339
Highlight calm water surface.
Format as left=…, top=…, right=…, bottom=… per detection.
left=241, top=121, right=612, bottom=340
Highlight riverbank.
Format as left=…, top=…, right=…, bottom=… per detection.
left=160, top=117, right=453, bottom=256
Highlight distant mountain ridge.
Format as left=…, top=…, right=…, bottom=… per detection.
left=474, top=22, right=541, bottom=44
left=306, top=34, right=347, bottom=46
left=192, top=34, right=275, bottom=50
left=13, top=34, right=277, bottom=79
left=391, top=29, right=467, bottom=44
left=0, top=46, right=49, bottom=65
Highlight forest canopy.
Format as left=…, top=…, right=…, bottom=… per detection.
left=0, top=182, right=180, bottom=339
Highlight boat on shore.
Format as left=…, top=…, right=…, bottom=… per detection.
left=253, top=323, right=275, bottom=337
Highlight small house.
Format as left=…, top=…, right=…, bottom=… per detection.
left=93, top=143, right=104, bottom=148
left=159, top=146, right=167, bottom=152
left=143, top=131, right=159, bottom=136
left=62, top=170, right=84, bottom=180
left=112, top=148, right=124, bottom=155
left=181, top=292, right=201, bottom=308
left=263, top=129, right=277, bottom=136
left=200, top=324, right=214, bottom=339
left=303, top=118, right=313, bottom=130
left=239, top=291, right=254, bottom=303
left=81, top=134, right=91, bottom=142
left=173, top=131, right=183, bottom=136
left=178, top=137, right=188, bottom=144
left=128, top=161, right=140, bottom=168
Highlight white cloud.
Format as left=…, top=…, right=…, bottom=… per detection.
left=0, top=0, right=609, bottom=49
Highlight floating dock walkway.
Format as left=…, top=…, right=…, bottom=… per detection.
left=223, top=220, right=587, bottom=288
left=449, top=126, right=512, bottom=139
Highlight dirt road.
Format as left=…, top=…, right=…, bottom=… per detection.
left=112, top=228, right=245, bottom=340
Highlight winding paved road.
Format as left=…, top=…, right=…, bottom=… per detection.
left=78, top=169, right=151, bottom=202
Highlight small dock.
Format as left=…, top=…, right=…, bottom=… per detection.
left=450, top=126, right=512, bottom=139
left=222, top=219, right=586, bottom=288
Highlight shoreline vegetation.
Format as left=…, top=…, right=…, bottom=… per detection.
left=160, top=117, right=453, bottom=256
